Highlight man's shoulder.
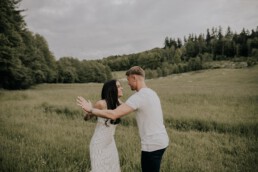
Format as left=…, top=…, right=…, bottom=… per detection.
left=140, top=88, right=157, bottom=95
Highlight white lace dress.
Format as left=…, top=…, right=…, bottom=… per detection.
left=89, top=117, right=120, bottom=172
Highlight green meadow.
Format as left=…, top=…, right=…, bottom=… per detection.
left=1, top=65, right=258, bottom=172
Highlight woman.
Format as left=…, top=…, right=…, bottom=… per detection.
left=84, top=80, right=123, bottom=172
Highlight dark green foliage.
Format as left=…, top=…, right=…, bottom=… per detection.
left=187, top=57, right=203, bottom=71
left=57, top=57, right=112, bottom=83
left=80, top=60, right=112, bottom=83
left=57, top=57, right=79, bottom=83
left=0, top=0, right=27, bottom=89
left=0, top=0, right=58, bottom=89
left=0, top=0, right=112, bottom=89
left=101, top=26, right=258, bottom=76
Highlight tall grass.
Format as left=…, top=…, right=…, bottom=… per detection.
left=1, top=66, right=258, bottom=171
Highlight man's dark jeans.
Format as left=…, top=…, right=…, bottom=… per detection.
left=141, top=148, right=166, bottom=172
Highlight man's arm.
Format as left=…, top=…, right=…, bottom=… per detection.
left=91, top=103, right=134, bottom=120
left=77, top=96, right=134, bottom=120
left=83, top=100, right=105, bottom=121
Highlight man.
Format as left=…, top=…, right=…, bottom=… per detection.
left=77, top=66, right=169, bottom=172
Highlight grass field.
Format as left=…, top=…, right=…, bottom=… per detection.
left=1, top=65, right=258, bottom=171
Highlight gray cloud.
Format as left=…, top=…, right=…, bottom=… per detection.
left=20, top=0, right=258, bottom=60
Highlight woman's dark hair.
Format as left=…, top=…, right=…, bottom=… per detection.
left=101, top=80, right=121, bottom=126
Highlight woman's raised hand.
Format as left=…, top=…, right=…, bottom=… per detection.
left=76, top=96, right=93, bottom=113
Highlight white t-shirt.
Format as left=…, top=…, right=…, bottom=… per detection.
left=125, top=88, right=169, bottom=152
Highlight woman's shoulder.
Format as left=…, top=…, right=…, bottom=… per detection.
left=94, top=100, right=107, bottom=110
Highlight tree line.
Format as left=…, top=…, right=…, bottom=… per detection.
left=0, top=0, right=111, bottom=89
left=1, top=0, right=257, bottom=89
left=101, top=26, right=258, bottom=78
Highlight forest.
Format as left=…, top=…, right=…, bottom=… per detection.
left=1, top=0, right=258, bottom=89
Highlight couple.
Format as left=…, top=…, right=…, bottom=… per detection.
left=77, top=66, right=169, bottom=172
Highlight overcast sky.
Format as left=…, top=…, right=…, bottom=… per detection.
left=20, top=0, right=258, bottom=60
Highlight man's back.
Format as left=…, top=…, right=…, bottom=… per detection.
left=125, top=87, right=169, bottom=152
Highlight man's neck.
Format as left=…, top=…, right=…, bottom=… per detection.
left=136, top=82, right=147, bottom=92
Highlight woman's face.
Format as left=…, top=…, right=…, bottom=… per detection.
left=116, top=81, right=123, bottom=97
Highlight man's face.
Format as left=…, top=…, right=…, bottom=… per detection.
left=127, top=75, right=136, bottom=91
